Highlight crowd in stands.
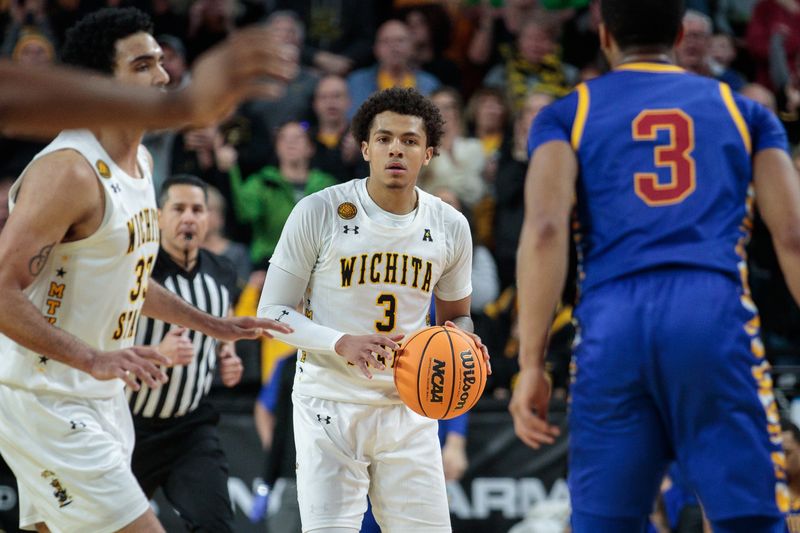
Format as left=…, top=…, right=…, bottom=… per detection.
left=2, top=0, right=800, bottom=424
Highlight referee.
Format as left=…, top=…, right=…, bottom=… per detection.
left=127, top=174, right=243, bottom=532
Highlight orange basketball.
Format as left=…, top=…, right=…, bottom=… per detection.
left=394, top=325, right=487, bottom=420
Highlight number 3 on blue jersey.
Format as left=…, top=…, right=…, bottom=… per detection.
left=632, top=109, right=697, bottom=206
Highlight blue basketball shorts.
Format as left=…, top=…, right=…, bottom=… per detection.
left=568, top=268, right=787, bottom=521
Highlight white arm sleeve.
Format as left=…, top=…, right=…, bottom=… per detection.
left=257, top=194, right=345, bottom=356
left=257, top=265, right=345, bottom=356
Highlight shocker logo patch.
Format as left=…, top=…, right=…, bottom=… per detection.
left=337, top=202, right=357, bottom=220
left=95, top=160, right=112, bottom=179
left=41, top=470, right=73, bottom=508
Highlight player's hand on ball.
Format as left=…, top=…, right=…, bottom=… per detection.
left=509, top=366, right=560, bottom=449
left=159, top=326, right=194, bottom=366
left=89, top=346, right=170, bottom=391
left=443, top=320, right=492, bottom=375
left=335, top=333, right=404, bottom=379
left=212, top=316, right=293, bottom=342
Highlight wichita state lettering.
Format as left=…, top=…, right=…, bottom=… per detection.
left=126, top=207, right=159, bottom=254
left=340, top=252, right=433, bottom=293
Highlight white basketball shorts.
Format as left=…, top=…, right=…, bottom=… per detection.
left=292, top=392, right=451, bottom=532
left=0, top=384, right=149, bottom=532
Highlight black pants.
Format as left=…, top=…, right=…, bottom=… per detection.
left=131, top=405, right=234, bottom=533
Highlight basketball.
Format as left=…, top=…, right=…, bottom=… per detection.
left=394, top=325, right=487, bottom=420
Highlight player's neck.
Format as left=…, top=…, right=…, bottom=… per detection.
left=366, top=177, right=417, bottom=215
left=92, top=128, right=145, bottom=178
left=614, top=48, right=674, bottom=68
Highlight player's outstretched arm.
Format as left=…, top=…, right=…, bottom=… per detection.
left=0, top=152, right=169, bottom=388
left=509, top=140, right=575, bottom=449
left=754, top=147, right=800, bottom=305
left=0, top=26, right=296, bottom=135
left=141, top=281, right=293, bottom=342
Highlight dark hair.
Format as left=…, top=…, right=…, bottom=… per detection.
left=61, top=7, right=154, bottom=74
left=600, top=0, right=685, bottom=51
left=351, top=88, right=445, bottom=156
left=159, top=174, right=208, bottom=207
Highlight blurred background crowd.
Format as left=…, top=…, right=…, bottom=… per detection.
left=1, top=0, right=800, bottom=529
left=5, top=0, right=800, bottom=399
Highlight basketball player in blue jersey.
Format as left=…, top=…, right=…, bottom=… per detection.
left=509, top=0, right=800, bottom=531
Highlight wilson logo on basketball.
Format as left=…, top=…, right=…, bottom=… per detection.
left=430, top=359, right=446, bottom=403
left=455, top=350, right=476, bottom=410
left=394, top=325, right=487, bottom=420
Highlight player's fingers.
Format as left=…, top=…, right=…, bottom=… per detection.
left=118, top=369, right=140, bottom=390
left=364, top=351, right=385, bottom=371
left=126, top=362, right=162, bottom=389
left=128, top=353, right=168, bottom=384
left=513, top=412, right=557, bottom=447
left=358, top=360, right=373, bottom=379
left=371, top=335, right=399, bottom=351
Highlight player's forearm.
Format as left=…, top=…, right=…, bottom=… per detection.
left=256, top=303, right=343, bottom=355
left=445, top=315, right=474, bottom=333
left=141, top=280, right=221, bottom=338
left=0, top=286, right=97, bottom=372
left=516, top=221, right=570, bottom=370
left=0, top=62, right=191, bottom=134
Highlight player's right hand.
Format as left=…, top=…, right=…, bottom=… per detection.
left=186, top=26, right=299, bottom=126
left=88, top=346, right=170, bottom=391
left=335, top=333, right=404, bottom=379
left=508, top=366, right=560, bottom=449
left=159, top=326, right=194, bottom=366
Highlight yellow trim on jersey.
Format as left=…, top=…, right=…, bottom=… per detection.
left=615, top=62, right=685, bottom=73
left=719, top=83, right=752, bottom=154
left=571, top=83, right=590, bottom=150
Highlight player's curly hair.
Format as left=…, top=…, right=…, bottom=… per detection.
left=61, top=7, right=154, bottom=74
left=351, top=88, right=445, bottom=156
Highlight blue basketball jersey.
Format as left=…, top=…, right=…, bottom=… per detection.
left=528, top=62, right=788, bottom=295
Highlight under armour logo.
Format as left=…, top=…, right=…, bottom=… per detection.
left=110, top=183, right=121, bottom=194
left=69, top=420, right=86, bottom=430
left=275, top=310, right=289, bottom=322
left=38, top=356, right=48, bottom=365
left=423, top=229, right=433, bottom=242
left=343, top=225, right=359, bottom=234
left=316, top=414, right=331, bottom=424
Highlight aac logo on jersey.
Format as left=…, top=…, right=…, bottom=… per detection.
left=95, top=159, right=112, bottom=179
left=337, top=202, right=357, bottom=220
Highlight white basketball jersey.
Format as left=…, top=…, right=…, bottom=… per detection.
left=270, top=178, right=472, bottom=404
left=0, top=130, right=160, bottom=398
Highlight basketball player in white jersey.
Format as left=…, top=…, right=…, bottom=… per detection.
left=258, top=87, right=490, bottom=532
left=0, top=8, right=290, bottom=533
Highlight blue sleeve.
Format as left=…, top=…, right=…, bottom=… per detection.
left=527, top=91, right=579, bottom=157
left=736, top=93, right=790, bottom=154
left=438, top=412, right=469, bottom=445
left=257, top=357, right=287, bottom=412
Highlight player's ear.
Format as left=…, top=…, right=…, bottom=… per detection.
left=423, top=146, right=434, bottom=166
left=361, top=140, right=370, bottom=161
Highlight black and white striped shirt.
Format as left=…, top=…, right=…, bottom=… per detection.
left=127, top=248, right=236, bottom=419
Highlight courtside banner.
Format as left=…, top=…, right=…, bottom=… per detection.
left=449, top=400, right=569, bottom=533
